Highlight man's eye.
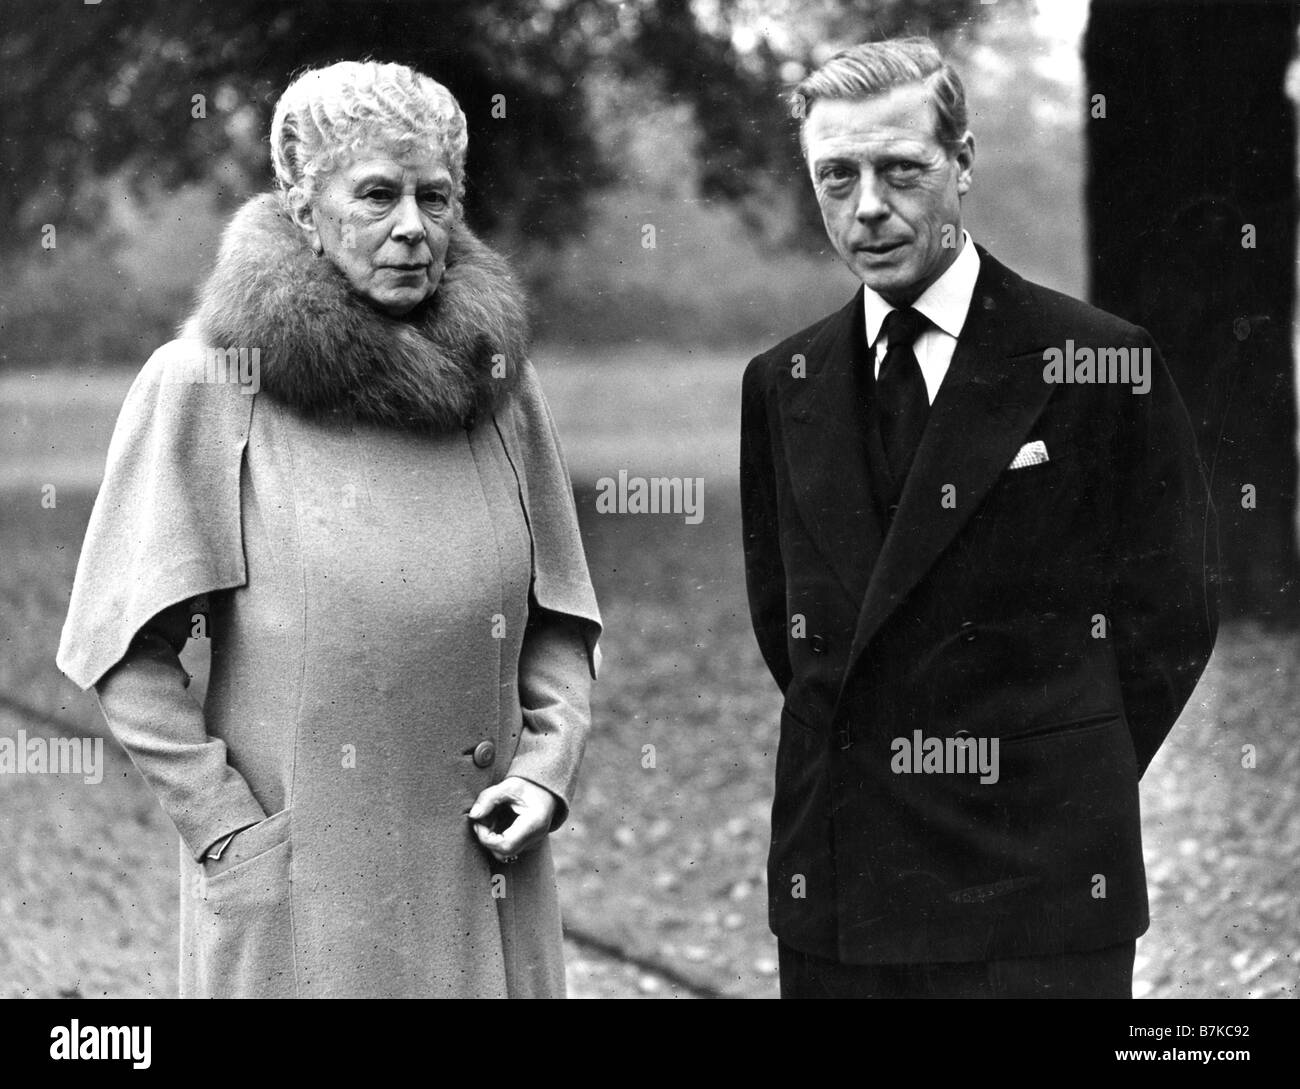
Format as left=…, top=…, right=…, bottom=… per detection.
left=820, top=167, right=854, bottom=186
left=420, top=192, right=448, bottom=208
left=885, top=162, right=923, bottom=180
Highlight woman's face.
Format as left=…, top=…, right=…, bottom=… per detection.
left=294, top=145, right=455, bottom=317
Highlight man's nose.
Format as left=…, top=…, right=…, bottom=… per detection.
left=391, top=196, right=426, bottom=243
left=854, top=175, right=891, bottom=223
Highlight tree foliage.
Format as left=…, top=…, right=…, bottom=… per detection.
left=0, top=0, right=989, bottom=245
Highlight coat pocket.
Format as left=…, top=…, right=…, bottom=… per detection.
left=188, top=808, right=296, bottom=997
left=979, top=451, right=1073, bottom=519
left=203, top=808, right=293, bottom=881
left=999, top=710, right=1125, bottom=746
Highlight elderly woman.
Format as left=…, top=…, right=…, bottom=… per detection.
left=56, top=61, right=601, bottom=998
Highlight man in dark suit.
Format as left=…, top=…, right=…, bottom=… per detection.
left=740, top=37, right=1218, bottom=998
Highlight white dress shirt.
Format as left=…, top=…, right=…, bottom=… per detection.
left=864, top=230, right=981, bottom=405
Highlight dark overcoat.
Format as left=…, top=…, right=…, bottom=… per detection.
left=741, top=246, right=1218, bottom=964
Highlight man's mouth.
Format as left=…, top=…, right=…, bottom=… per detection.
left=858, top=241, right=905, bottom=256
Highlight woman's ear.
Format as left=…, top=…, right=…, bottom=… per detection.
left=286, top=186, right=323, bottom=254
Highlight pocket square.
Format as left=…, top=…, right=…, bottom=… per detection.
left=1008, top=440, right=1049, bottom=470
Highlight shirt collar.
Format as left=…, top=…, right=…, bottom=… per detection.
left=863, top=230, right=981, bottom=346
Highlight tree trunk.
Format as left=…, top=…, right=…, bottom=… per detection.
left=1085, top=0, right=1300, bottom=623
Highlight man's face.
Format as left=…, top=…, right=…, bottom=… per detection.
left=804, top=82, right=974, bottom=306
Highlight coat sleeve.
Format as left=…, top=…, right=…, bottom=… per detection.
left=1109, top=330, right=1219, bottom=775
left=491, top=359, right=602, bottom=823
left=94, top=600, right=267, bottom=860
left=740, top=356, right=793, bottom=693
left=507, top=604, right=591, bottom=828
left=56, top=341, right=253, bottom=690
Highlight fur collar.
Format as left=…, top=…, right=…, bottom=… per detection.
left=181, top=194, right=527, bottom=432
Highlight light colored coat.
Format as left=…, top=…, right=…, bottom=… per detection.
left=57, top=197, right=601, bottom=997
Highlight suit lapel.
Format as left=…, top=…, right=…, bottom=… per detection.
left=836, top=249, right=1061, bottom=706
left=779, top=287, right=885, bottom=608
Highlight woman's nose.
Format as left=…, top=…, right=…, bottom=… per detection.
left=391, top=196, right=426, bottom=243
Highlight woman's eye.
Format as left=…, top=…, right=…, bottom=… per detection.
left=421, top=192, right=448, bottom=209
left=364, top=189, right=394, bottom=203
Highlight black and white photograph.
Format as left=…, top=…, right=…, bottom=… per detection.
left=0, top=0, right=1295, bottom=1052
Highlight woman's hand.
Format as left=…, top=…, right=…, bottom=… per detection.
left=467, top=776, right=556, bottom=863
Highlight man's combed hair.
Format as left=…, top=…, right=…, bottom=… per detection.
left=793, top=37, right=968, bottom=154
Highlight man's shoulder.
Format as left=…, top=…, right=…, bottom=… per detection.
left=991, top=254, right=1148, bottom=347
left=744, top=303, right=851, bottom=390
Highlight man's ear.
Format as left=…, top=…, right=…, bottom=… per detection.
left=954, top=131, right=975, bottom=196
left=286, top=186, right=323, bottom=254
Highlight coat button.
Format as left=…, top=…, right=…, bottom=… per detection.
left=887, top=503, right=900, bottom=520
left=959, top=621, right=977, bottom=643
left=810, top=634, right=827, bottom=654
left=472, top=740, right=496, bottom=768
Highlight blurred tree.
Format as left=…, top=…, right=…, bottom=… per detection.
left=0, top=0, right=623, bottom=242
left=0, top=0, right=988, bottom=246
left=1085, top=0, right=1300, bottom=623
left=628, top=0, right=989, bottom=246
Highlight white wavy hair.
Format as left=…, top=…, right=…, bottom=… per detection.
left=270, top=61, right=468, bottom=209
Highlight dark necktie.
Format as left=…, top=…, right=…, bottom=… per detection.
left=875, top=306, right=931, bottom=482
